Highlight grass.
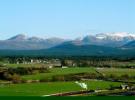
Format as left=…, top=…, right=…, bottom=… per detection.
left=0, top=66, right=134, bottom=96
left=2, top=62, right=135, bottom=77
left=21, top=67, right=96, bottom=80
left=4, top=63, right=46, bottom=68
left=0, top=80, right=122, bottom=96
left=97, top=68, right=135, bottom=76
left=22, top=67, right=135, bottom=81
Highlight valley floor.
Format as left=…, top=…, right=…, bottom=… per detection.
left=0, top=67, right=135, bottom=96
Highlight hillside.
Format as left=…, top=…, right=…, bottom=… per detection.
left=123, top=41, right=135, bottom=48
left=0, top=43, right=135, bottom=57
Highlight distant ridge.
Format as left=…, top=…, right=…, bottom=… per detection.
left=0, top=43, right=135, bottom=57
left=0, top=34, right=66, bottom=50
left=122, top=41, right=135, bottom=48
left=0, top=32, right=135, bottom=50
left=8, top=34, right=27, bottom=41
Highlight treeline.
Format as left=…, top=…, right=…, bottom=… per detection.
left=61, top=59, right=135, bottom=68
left=0, top=56, right=135, bottom=68
left=0, top=56, right=135, bottom=61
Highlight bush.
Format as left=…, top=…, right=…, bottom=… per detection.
left=39, top=67, right=50, bottom=73
left=7, top=67, right=49, bottom=75
left=109, top=74, right=117, bottom=79
left=3, top=72, right=12, bottom=80
left=11, top=74, right=22, bottom=84
left=21, top=79, right=27, bottom=83
left=40, top=78, right=51, bottom=82
left=120, top=74, right=129, bottom=80
left=0, top=64, right=5, bottom=67
left=32, top=70, right=39, bottom=74
left=52, top=75, right=65, bottom=81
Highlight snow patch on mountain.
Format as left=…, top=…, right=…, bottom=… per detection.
left=95, top=32, right=135, bottom=41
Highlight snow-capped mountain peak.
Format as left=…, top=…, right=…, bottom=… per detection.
left=95, top=32, right=135, bottom=41
left=81, top=32, right=135, bottom=47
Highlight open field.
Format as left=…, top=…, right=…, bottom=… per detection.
left=1, top=64, right=135, bottom=96
left=21, top=67, right=135, bottom=80
left=21, top=67, right=96, bottom=80
left=0, top=63, right=47, bottom=68
left=97, top=68, right=135, bottom=76
left=0, top=80, right=122, bottom=96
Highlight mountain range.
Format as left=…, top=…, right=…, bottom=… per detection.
left=0, top=32, right=135, bottom=56
left=0, top=34, right=65, bottom=50
left=74, top=32, right=135, bottom=47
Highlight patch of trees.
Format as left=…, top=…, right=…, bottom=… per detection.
left=61, top=59, right=135, bottom=68
left=39, top=73, right=135, bottom=83
left=39, top=73, right=99, bottom=82
left=0, top=67, right=49, bottom=83
left=7, top=67, right=48, bottom=75
left=0, top=56, right=135, bottom=63
left=1, top=56, right=135, bottom=68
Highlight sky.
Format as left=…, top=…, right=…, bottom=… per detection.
left=0, top=0, right=134, bottom=40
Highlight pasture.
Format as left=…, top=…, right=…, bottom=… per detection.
left=1, top=63, right=46, bottom=68
left=21, top=67, right=96, bottom=80
left=21, top=67, right=135, bottom=81
left=97, top=68, right=135, bottom=76
left=1, top=65, right=135, bottom=96
left=0, top=80, right=122, bottom=96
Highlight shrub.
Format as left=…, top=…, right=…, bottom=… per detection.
left=40, top=78, right=51, bottom=82
left=21, top=79, right=27, bottom=83
left=0, top=64, right=5, bottom=67
left=32, top=70, right=39, bottom=74
left=52, top=75, right=65, bottom=81
left=3, top=72, right=12, bottom=80
left=11, top=74, right=22, bottom=84
left=121, top=74, right=129, bottom=80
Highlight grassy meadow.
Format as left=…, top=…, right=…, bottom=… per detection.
left=97, top=68, right=135, bottom=76
left=0, top=80, right=122, bottom=96
left=1, top=62, right=135, bottom=96
left=21, top=67, right=96, bottom=80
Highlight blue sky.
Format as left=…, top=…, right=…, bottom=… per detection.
left=0, top=0, right=134, bottom=39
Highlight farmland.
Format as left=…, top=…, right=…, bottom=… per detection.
left=0, top=80, right=122, bottom=96
left=0, top=63, right=47, bottom=68
left=1, top=57, right=135, bottom=96
left=97, top=68, right=135, bottom=76
left=21, top=67, right=135, bottom=81
left=22, top=67, right=96, bottom=80
left=0, top=67, right=135, bottom=96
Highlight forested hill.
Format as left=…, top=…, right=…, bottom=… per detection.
left=0, top=43, right=134, bottom=57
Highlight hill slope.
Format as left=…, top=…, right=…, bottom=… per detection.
left=0, top=34, right=65, bottom=50
left=0, top=43, right=135, bottom=57
left=123, top=41, right=135, bottom=48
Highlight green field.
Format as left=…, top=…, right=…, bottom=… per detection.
left=97, top=68, right=135, bottom=76
left=2, top=63, right=46, bottom=68
left=1, top=66, right=135, bottom=96
left=22, top=67, right=135, bottom=80
left=22, top=67, right=96, bottom=80
left=0, top=80, right=122, bottom=96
